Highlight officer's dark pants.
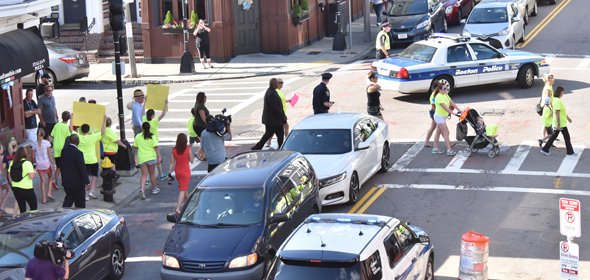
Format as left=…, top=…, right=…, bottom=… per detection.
left=63, top=185, right=86, bottom=208
left=252, top=125, right=284, bottom=150
left=376, top=51, right=387, bottom=59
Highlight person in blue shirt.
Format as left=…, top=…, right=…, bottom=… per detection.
left=131, top=89, right=145, bottom=136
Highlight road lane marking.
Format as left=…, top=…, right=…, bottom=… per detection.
left=389, top=142, right=423, bottom=171
left=181, top=92, right=259, bottom=96
left=126, top=256, right=161, bottom=263
left=554, top=177, right=562, bottom=189
left=227, top=77, right=300, bottom=116
left=503, top=143, right=532, bottom=172
left=393, top=166, right=590, bottom=178
left=192, top=80, right=268, bottom=86
left=357, top=187, right=387, bottom=214
left=189, top=86, right=267, bottom=91
left=557, top=146, right=584, bottom=175
left=348, top=187, right=377, bottom=214
left=575, top=56, right=590, bottom=69
left=169, top=99, right=243, bottom=103
left=520, top=0, right=572, bottom=48
left=382, top=184, right=590, bottom=197
left=445, top=152, right=469, bottom=171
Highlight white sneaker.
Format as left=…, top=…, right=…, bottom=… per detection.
left=85, top=195, right=89, bottom=201
left=152, top=187, right=161, bottom=195
left=89, top=192, right=98, bottom=199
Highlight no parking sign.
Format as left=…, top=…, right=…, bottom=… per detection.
left=560, top=198, right=581, bottom=238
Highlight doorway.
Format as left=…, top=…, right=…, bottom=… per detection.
left=233, top=0, right=261, bottom=54
left=63, top=0, right=86, bottom=25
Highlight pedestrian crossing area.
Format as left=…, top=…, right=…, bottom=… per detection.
left=389, top=140, right=590, bottom=178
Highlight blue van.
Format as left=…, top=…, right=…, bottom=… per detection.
left=161, top=151, right=322, bottom=280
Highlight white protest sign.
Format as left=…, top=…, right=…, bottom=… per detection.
left=560, top=241, right=579, bottom=280
left=560, top=198, right=581, bottom=238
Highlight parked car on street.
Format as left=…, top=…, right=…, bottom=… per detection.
left=463, top=1, right=525, bottom=49
left=481, top=0, right=537, bottom=25
left=264, top=213, right=434, bottom=280
left=21, top=41, right=90, bottom=85
left=372, top=34, right=551, bottom=93
left=161, top=151, right=321, bottom=280
left=282, top=113, right=390, bottom=206
left=443, top=0, right=476, bottom=25
left=384, top=0, right=448, bottom=44
left=0, top=209, right=130, bottom=280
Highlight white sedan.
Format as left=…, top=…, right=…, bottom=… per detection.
left=281, top=113, right=390, bottom=206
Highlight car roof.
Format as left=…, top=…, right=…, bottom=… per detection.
left=0, top=209, right=95, bottom=233
left=473, top=1, right=510, bottom=8
left=292, top=113, right=365, bottom=130
left=201, top=151, right=299, bottom=188
left=280, top=214, right=397, bottom=257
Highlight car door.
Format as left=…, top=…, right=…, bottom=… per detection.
left=446, top=43, right=478, bottom=87
left=71, top=213, right=108, bottom=279
left=510, top=3, right=525, bottom=42
left=59, top=221, right=85, bottom=279
left=468, top=42, right=511, bottom=84
left=383, top=228, right=415, bottom=280
left=393, top=224, right=424, bottom=280
left=353, top=119, right=376, bottom=183
left=266, top=175, right=299, bottom=251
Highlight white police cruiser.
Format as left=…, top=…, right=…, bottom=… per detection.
left=372, top=33, right=551, bottom=94
left=264, top=213, right=434, bottom=280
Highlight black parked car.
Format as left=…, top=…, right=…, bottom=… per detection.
left=161, top=151, right=322, bottom=280
left=385, top=0, right=447, bottom=44
left=0, top=209, right=130, bottom=280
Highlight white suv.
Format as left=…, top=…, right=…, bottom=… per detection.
left=264, top=213, right=434, bottom=280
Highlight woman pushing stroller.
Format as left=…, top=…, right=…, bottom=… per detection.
left=432, top=81, right=463, bottom=156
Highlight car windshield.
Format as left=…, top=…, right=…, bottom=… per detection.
left=0, top=231, right=53, bottom=268
left=282, top=129, right=351, bottom=155
left=274, top=260, right=362, bottom=280
left=398, top=43, right=437, bottom=62
left=467, top=7, right=508, bottom=24
left=389, top=0, right=428, bottom=16
left=45, top=42, right=74, bottom=54
left=180, top=187, right=264, bottom=226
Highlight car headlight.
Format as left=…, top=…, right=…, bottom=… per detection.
left=162, top=254, right=180, bottom=269
left=229, top=253, right=258, bottom=268
left=445, top=6, right=453, bottom=14
left=416, top=20, right=430, bottom=29
left=318, top=172, right=347, bottom=188
left=499, top=28, right=509, bottom=35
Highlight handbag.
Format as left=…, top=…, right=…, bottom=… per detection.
left=456, top=122, right=468, bottom=141
left=535, top=97, right=543, bottom=116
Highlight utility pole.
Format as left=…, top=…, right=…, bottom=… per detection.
left=364, top=0, right=371, bottom=42
left=124, top=0, right=137, bottom=78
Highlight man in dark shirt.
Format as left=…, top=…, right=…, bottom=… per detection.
left=251, top=78, right=287, bottom=150
left=61, top=134, right=89, bottom=208
left=312, top=73, right=334, bottom=114
left=35, top=73, right=51, bottom=99
left=38, top=84, right=59, bottom=137
left=23, top=88, right=40, bottom=142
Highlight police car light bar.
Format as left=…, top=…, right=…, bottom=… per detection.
left=305, top=214, right=388, bottom=227
left=429, top=33, right=471, bottom=42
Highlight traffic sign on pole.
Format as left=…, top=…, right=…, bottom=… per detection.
left=560, top=198, right=581, bottom=238
left=560, top=241, right=579, bottom=280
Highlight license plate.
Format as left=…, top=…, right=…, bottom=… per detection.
left=78, top=59, right=85, bottom=64
left=377, top=68, right=388, bottom=75
left=398, top=33, right=408, bottom=39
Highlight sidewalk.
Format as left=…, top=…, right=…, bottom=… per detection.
left=78, top=17, right=380, bottom=84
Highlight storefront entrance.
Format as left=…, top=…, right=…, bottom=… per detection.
left=233, top=0, right=261, bottom=55
left=63, top=0, right=86, bottom=24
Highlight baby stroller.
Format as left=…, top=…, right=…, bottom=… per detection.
left=456, top=108, right=501, bottom=158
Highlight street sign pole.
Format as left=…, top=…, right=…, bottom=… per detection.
left=124, top=1, right=137, bottom=78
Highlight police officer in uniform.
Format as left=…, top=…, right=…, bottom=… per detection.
left=312, top=73, right=334, bottom=114
left=376, top=22, right=391, bottom=59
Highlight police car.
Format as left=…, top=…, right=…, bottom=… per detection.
left=264, top=214, right=434, bottom=280
left=372, top=33, right=551, bottom=94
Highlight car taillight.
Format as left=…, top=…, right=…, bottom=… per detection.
left=396, top=67, right=409, bottom=79
left=59, top=57, right=77, bottom=64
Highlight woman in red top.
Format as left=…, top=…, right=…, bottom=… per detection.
left=169, top=133, right=194, bottom=215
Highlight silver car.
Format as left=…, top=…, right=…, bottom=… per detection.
left=22, top=41, right=90, bottom=85
left=481, top=0, right=537, bottom=25
left=463, top=1, right=525, bottom=49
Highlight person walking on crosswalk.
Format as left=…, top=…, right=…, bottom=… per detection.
left=540, top=86, right=574, bottom=156
left=538, top=74, right=555, bottom=146
left=169, top=133, right=194, bottom=215
left=266, top=78, right=291, bottom=148
left=143, top=98, right=169, bottom=181
left=252, top=78, right=287, bottom=150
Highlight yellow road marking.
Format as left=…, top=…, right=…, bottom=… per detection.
left=554, top=177, right=562, bottom=189
left=519, top=0, right=572, bottom=47
left=357, top=187, right=387, bottom=214
left=348, top=186, right=377, bottom=213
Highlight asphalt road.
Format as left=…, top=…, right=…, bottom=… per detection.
left=47, top=1, right=590, bottom=278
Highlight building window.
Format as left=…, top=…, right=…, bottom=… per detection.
left=159, top=0, right=207, bottom=25
left=160, top=0, right=174, bottom=24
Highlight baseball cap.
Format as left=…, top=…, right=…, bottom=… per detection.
left=321, top=72, right=333, bottom=80
left=381, top=22, right=391, bottom=28
left=133, top=90, right=145, bottom=98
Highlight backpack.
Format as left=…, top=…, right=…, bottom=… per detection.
left=10, top=159, right=25, bottom=182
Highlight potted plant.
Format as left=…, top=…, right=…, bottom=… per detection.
left=163, top=10, right=173, bottom=28
left=292, top=0, right=310, bottom=25
left=189, top=10, right=199, bottom=29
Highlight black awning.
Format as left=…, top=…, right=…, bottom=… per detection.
left=0, top=29, right=49, bottom=83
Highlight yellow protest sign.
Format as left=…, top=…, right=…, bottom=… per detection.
left=72, top=102, right=106, bottom=130
left=145, top=84, right=169, bottom=111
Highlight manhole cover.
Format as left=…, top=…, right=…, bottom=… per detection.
left=307, top=51, right=321, bottom=55
left=481, top=111, right=505, bottom=116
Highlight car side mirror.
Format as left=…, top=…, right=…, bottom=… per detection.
left=166, top=213, right=177, bottom=223
left=418, top=235, right=430, bottom=245
left=356, top=141, right=370, bottom=151
left=270, top=213, right=288, bottom=224
left=460, top=19, right=466, bottom=24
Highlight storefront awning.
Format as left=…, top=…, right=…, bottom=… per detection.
left=0, top=29, right=49, bottom=83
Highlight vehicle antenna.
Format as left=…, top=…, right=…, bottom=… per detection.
left=306, top=223, right=311, bottom=233
left=318, top=234, right=326, bottom=247
left=359, top=224, right=364, bottom=236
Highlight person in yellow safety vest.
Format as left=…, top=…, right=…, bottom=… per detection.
left=376, top=22, right=392, bottom=59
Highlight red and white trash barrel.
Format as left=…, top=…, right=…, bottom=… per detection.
left=459, top=231, right=489, bottom=280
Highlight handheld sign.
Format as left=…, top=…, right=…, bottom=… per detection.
left=560, top=198, right=581, bottom=238
left=72, top=102, right=106, bottom=130
left=289, top=93, right=299, bottom=107
left=145, top=84, right=170, bottom=111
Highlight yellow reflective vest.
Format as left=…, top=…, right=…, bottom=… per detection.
left=375, top=30, right=391, bottom=50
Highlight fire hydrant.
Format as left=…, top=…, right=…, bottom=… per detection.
left=100, top=158, right=117, bottom=202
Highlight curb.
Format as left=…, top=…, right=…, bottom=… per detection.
left=74, top=46, right=376, bottom=85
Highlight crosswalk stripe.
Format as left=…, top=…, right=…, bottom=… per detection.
left=575, top=56, right=590, bottom=69
left=193, top=80, right=268, bottom=86
left=190, top=86, right=267, bottom=91
left=504, top=143, right=532, bottom=172
left=390, top=142, right=422, bottom=171
left=381, top=184, right=590, bottom=196
left=169, top=99, right=243, bottom=103
left=445, top=152, right=469, bottom=171
left=557, top=146, right=585, bottom=175
left=182, top=92, right=258, bottom=96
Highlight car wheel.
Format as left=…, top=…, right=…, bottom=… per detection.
left=107, top=244, right=125, bottom=280
left=424, top=256, right=434, bottom=280
left=347, top=172, right=360, bottom=204
left=379, top=142, right=390, bottom=173
left=36, top=69, right=57, bottom=87
left=532, top=3, right=538, bottom=16
left=517, top=64, right=535, bottom=88
left=549, top=0, right=556, bottom=5
left=524, top=7, right=529, bottom=25
left=431, top=76, right=454, bottom=94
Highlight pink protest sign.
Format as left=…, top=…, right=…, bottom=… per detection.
left=289, top=93, right=299, bottom=107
